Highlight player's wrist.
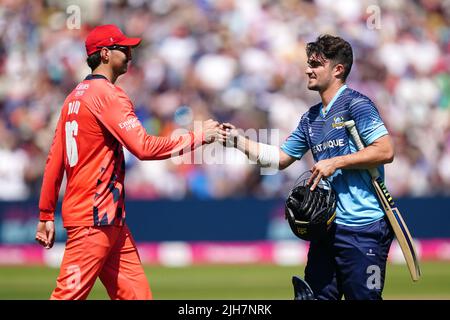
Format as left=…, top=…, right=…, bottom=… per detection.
left=334, top=156, right=344, bottom=170
left=233, top=134, right=244, bottom=149
left=333, top=155, right=350, bottom=170
left=191, top=130, right=205, bottom=146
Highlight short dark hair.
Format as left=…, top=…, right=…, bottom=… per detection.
left=306, top=35, right=353, bottom=81
left=86, top=51, right=101, bottom=71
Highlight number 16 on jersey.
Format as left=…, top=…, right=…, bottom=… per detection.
left=65, top=100, right=80, bottom=167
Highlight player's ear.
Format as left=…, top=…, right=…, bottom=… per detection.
left=333, top=63, right=345, bottom=80
left=99, top=47, right=110, bottom=63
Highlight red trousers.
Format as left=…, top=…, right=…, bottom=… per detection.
left=50, top=224, right=152, bottom=300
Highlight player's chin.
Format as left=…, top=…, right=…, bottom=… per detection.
left=307, top=78, right=318, bottom=88
left=307, top=82, right=320, bottom=91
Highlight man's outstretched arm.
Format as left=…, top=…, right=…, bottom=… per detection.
left=218, top=123, right=296, bottom=170
left=93, top=92, right=219, bottom=160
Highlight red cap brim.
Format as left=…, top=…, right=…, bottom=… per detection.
left=117, top=37, right=141, bottom=47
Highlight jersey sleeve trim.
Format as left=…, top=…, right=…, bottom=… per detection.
left=365, top=124, right=388, bottom=145
left=280, top=144, right=302, bottom=160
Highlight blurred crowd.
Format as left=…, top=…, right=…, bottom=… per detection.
left=0, top=0, right=449, bottom=200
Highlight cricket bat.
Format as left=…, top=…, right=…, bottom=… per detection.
left=344, top=120, right=421, bottom=282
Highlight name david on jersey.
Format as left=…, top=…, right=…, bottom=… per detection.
left=311, top=139, right=345, bottom=154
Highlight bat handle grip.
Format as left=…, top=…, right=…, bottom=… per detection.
left=344, top=120, right=379, bottom=179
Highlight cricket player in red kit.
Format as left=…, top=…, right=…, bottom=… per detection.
left=35, top=24, right=219, bottom=300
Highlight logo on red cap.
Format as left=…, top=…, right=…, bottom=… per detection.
left=85, top=24, right=141, bottom=56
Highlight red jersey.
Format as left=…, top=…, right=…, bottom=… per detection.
left=39, top=74, right=204, bottom=227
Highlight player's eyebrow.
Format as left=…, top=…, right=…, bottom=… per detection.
left=307, top=59, right=324, bottom=67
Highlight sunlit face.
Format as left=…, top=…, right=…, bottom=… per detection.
left=109, top=46, right=132, bottom=75
left=100, top=45, right=132, bottom=75
left=305, top=54, right=334, bottom=92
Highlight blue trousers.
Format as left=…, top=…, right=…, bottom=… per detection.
left=304, top=216, right=394, bottom=300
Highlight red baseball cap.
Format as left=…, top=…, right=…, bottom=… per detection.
left=85, top=24, right=141, bottom=56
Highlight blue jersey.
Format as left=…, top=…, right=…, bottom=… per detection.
left=281, top=85, right=388, bottom=226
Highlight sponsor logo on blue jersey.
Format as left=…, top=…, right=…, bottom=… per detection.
left=312, top=139, right=345, bottom=155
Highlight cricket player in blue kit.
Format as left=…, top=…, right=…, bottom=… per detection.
left=219, top=35, right=395, bottom=300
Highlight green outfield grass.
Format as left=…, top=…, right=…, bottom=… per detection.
left=0, top=262, right=449, bottom=299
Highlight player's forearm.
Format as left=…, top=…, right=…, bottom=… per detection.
left=334, top=139, right=394, bottom=170
left=39, top=120, right=65, bottom=221
left=39, top=166, right=64, bottom=221
left=234, top=135, right=259, bottom=162
left=234, top=135, right=280, bottom=169
left=135, top=131, right=204, bottom=160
